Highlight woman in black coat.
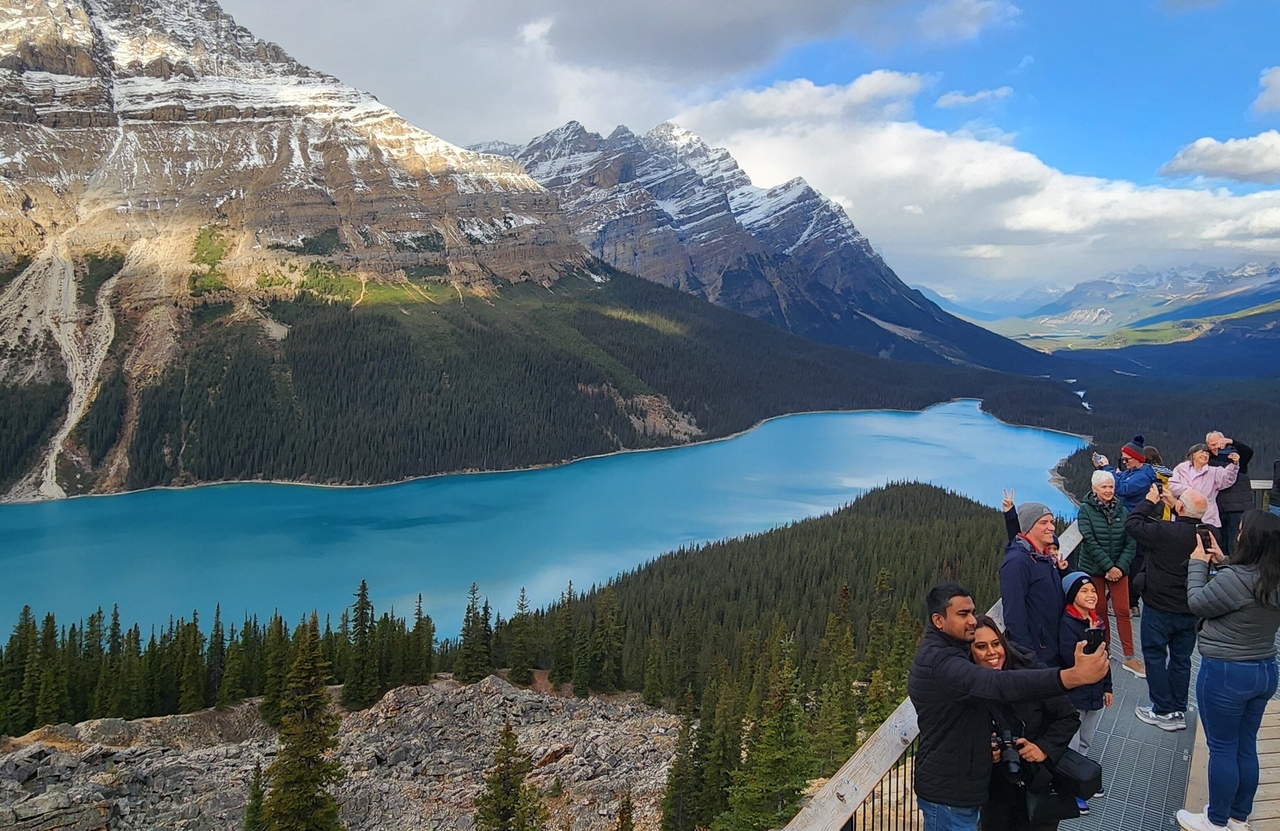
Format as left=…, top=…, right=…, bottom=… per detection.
left=972, top=615, right=1083, bottom=831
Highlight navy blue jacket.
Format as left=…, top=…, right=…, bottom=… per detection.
left=1105, top=463, right=1157, bottom=512
left=1058, top=609, right=1113, bottom=711
left=1000, top=536, right=1067, bottom=667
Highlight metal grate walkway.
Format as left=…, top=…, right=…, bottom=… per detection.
left=1066, top=618, right=1280, bottom=831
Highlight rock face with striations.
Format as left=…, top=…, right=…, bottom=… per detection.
left=0, top=0, right=586, bottom=500
left=481, top=121, right=1057, bottom=375
left=0, top=677, right=679, bottom=831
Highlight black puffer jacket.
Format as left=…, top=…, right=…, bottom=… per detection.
left=1211, top=440, right=1254, bottom=515
left=909, top=627, right=1068, bottom=807
left=1124, top=498, right=1196, bottom=615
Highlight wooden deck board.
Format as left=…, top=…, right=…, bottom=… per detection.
left=1188, top=700, right=1280, bottom=821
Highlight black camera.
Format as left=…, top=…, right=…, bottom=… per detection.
left=993, top=729, right=1022, bottom=778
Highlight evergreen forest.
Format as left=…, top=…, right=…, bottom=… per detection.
left=3, top=263, right=1277, bottom=500
left=1, top=482, right=1009, bottom=831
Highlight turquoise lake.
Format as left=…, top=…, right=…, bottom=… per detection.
left=0, top=400, right=1085, bottom=636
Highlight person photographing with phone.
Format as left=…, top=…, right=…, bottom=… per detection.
left=1124, top=484, right=1209, bottom=733
left=910, top=584, right=1110, bottom=831
left=1176, top=510, right=1280, bottom=831
left=1055, top=572, right=1113, bottom=816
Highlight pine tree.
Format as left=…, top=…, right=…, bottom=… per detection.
left=243, top=761, right=267, bottom=831
left=713, top=638, right=813, bottom=831
left=701, top=668, right=741, bottom=824
left=259, top=614, right=289, bottom=728
left=474, top=721, right=548, bottom=831
left=32, top=614, right=67, bottom=728
left=571, top=623, right=591, bottom=699
left=407, top=595, right=435, bottom=685
left=263, top=614, right=343, bottom=831
left=548, top=584, right=575, bottom=687
left=218, top=639, right=247, bottom=708
left=616, top=787, right=635, bottom=831
left=660, top=711, right=700, bottom=831
left=642, top=634, right=664, bottom=707
left=342, top=580, right=379, bottom=708
left=207, top=606, right=226, bottom=708
left=507, top=588, right=534, bottom=687
left=591, top=587, right=623, bottom=693
left=178, top=613, right=206, bottom=714
left=456, top=584, right=494, bottom=685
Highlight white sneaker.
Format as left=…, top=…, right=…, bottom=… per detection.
left=1177, top=809, right=1228, bottom=831
left=1204, top=805, right=1251, bottom=831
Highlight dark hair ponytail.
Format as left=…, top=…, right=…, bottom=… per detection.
left=1232, top=510, right=1280, bottom=607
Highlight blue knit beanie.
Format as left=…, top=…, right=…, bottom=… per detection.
left=1062, top=572, right=1092, bottom=605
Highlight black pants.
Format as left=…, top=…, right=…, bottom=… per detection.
left=1222, top=511, right=1243, bottom=557
left=980, top=800, right=1060, bottom=831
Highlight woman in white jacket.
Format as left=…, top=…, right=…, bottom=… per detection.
left=1169, top=443, right=1239, bottom=536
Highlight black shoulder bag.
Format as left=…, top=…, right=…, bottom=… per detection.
left=987, top=704, right=1081, bottom=824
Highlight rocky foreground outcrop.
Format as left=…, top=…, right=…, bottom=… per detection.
left=0, top=677, right=679, bottom=831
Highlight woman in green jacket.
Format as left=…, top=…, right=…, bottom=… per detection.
left=1077, top=470, right=1143, bottom=678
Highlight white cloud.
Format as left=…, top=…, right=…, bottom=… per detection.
left=936, top=86, right=1013, bottom=108
left=684, top=74, right=926, bottom=136
left=677, top=74, right=1280, bottom=294
left=1160, top=131, right=1280, bottom=185
left=1254, top=67, right=1280, bottom=114
left=917, top=0, right=1020, bottom=42
left=216, top=0, right=1022, bottom=146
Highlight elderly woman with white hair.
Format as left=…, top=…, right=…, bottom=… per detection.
left=1078, top=469, right=1144, bottom=677
left=1170, top=443, right=1239, bottom=543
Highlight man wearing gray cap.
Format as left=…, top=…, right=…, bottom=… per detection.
left=1001, top=502, right=1071, bottom=666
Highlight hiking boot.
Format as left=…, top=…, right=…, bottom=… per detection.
left=1122, top=657, right=1146, bottom=678
left=1177, top=810, right=1228, bottom=831
left=1076, top=798, right=1090, bottom=816
left=1136, top=706, right=1181, bottom=731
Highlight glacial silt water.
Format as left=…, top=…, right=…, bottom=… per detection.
left=0, top=400, right=1085, bottom=634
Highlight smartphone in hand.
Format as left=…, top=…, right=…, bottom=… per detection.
left=1084, top=628, right=1106, bottom=655
left=1196, top=525, right=1215, bottom=551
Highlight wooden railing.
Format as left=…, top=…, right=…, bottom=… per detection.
left=788, top=479, right=1274, bottom=831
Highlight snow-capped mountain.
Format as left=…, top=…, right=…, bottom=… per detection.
left=1030, top=263, right=1280, bottom=327
left=481, top=121, right=1056, bottom=373
left=0, top=0, right=585, bottom=498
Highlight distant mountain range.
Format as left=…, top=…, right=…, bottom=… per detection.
left=963, top=263, right=1280, bottom=377
left=475, top=122, right=1060, bottom=376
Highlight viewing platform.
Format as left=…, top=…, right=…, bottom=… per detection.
left=789, top=480, right=1277, bottom=831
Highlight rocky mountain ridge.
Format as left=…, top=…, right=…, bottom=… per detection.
left=0, top=676, right=677, bottom=831
left=479, top=121, right=1058, bottom=375
left=0, top=0, right=585, bottom=499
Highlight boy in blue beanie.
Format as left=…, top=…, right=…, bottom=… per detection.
left=1059, top=571, right=1113, bottom=813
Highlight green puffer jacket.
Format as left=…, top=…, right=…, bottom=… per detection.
left=1077, top=492, right=1136, bottom=576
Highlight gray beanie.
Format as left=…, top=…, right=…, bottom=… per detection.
left=1017, top=502, right=1053, bottom=534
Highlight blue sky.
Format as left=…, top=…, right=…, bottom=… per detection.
left=225, top=0, right=1280, bottom=298
left=763, top=1, right=1278, bottom=186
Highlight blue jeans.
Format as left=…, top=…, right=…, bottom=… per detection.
left=1140, top=605, right=1198, bottom=714
left=917, top=798, right=980, bottom=831
left=1197, top=657, right=1280, bottom=826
